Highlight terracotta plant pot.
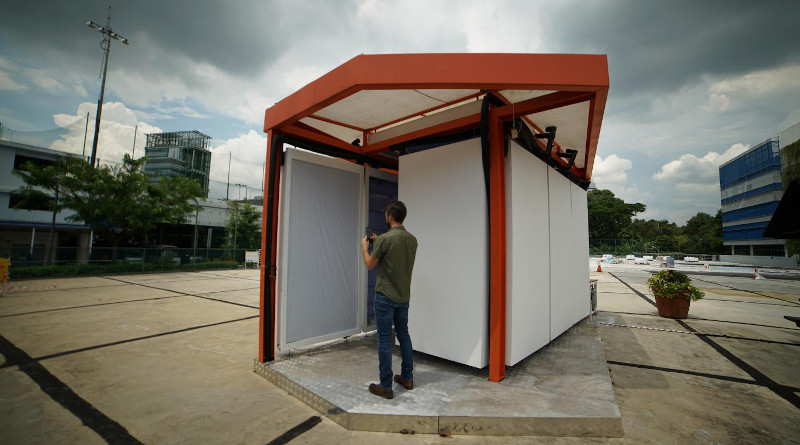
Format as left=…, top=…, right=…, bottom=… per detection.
left=654, top=292, right=691, bottom=319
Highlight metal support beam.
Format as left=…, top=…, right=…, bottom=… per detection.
left=490, top=91, right=594, bottom=121
left=259, top=131, right=282, bottom=362
left=488, top=113, right=507, bottom=382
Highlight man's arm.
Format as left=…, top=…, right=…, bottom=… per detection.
left=361, top=235, right=379, bottom=270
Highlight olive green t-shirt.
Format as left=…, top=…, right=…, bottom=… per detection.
left=371, top=226, right=418, bottom=303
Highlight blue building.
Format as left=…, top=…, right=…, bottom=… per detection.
left=718, top=138, right=789, bottom=264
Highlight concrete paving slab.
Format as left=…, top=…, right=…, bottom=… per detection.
left=4, top=276, right=123, bottom=291
left=102, top=271, right=216, bottom=284
left=3, top=267, right=799, bottom=443
left=697, top=288, right=798, bottom=306
left=710, top=338, right=800, bottom=388
left=0, top=284, right=180, bottom=317
left=0, top=367, right=105, bottom=445
left=607, top=362, right=800, bottom=444
left=688, top=297, right=800, bottom=329
left=0, top=296, right=256, bottom=358
left=596, top=291, right=660, bottom=315
left=121, top=276, right=259, bottom=295
left=38, top=318, right=315, bottom=445
left=196, top=288, right=260, bottom=308
left=197, top=269, right=261, bottom=281
left=594, top=313, right=754, bottom=380
left=682, top=318, right=800, bottom=344
left=255, top=320, right=623, bottom=437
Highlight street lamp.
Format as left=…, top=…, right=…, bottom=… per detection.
left=86, top=7, right=129, bottom=168
left=234, top=183, right=248, bottom=202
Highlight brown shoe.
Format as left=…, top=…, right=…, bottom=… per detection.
left=394, top=375, right=414, bottom=390
left=369, top=383, right=394, bottom=399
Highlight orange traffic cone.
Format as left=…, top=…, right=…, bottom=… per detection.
left=596, top=263, right=603, bottom=272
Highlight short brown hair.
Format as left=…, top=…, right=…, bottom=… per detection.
left=384, top=201, right=407, bottom=223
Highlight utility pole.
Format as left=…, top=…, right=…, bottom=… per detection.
left=131, top=124, right=137, bottom=158
left=87, top=7, right=129, bottom=168
left=82, top=112, right=89, bottom=157
left=226, top=152, right=232, bottom=200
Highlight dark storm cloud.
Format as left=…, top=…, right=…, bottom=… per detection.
left=0, top=0, right=359, bottom=77
left=541, top=0, right=800, bottom=97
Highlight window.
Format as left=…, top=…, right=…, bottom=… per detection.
left=733, top=245, right=750, bottom=255
left=753, top=244, right=786, bottom=257
left=13, top=154, right=55, bottom=171
left=8, top=192, right=54, bottom=211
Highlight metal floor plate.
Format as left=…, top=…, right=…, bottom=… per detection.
left=254, top=318, right=622, bottom=436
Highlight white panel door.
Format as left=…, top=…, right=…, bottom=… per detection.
left=400, top=138, right=489, bottom=368
left=278, top=149, right=364, bottom=351
left=548, top=168, right=575, bottom=340
left=505, top=142, right=551, bottom=366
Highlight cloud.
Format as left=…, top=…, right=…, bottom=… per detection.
left=48, top=102, right=268, bottom=201
left=0, top=70, right=26, bottom=91
left=652, top=143, right=750, bottom=184
left=207, top=130, right=269, bottom=200
left=704, top=65, right=800, bottom=113
left=592, top=154, right=632, bottom=184
left=50, top=101, right=162, bottom=163
left=3, top=0, right=800, bottom=226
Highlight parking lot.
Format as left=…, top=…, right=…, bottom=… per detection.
left=1, top=267, right=798, bottom=444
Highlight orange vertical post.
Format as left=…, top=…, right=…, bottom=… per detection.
left=259, top=131, right=282, bottom=362
left=488, top=113, right=507, bottom=382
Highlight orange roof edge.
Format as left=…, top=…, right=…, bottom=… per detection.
left=263, top=53, right=609, bottom=183
left=264, top=53, right=608, bottom=131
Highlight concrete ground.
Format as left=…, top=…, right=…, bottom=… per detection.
left=1, top=267, right=798, bottom=444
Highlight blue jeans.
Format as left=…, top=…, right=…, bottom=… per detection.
left=375, top=292, right=413, bottom=389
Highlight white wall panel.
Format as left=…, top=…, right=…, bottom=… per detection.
left=505, top=143, right=551, bottom=366
left=570, top=182, right=591, bottom=319
left=548, top=168, right=575, bottom=340
left=400, top=138, right=488, bottom=368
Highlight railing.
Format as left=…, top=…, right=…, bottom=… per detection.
left=0, top=247, right=258, bottom=280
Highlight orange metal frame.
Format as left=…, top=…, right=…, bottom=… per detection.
left=260, top=53, right=609, bottom=382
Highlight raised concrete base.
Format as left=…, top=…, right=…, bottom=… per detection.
left=254, top=318, right=622, bottom=437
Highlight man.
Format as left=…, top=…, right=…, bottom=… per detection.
left=361, top=200, right=418, bottom=400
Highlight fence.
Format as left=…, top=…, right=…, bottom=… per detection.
left=2, top=246, right=259, bottom=280
left=589, top=239, right=718, bottom=261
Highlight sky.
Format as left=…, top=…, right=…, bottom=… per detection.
left=1, top=0, right=799, bottom=223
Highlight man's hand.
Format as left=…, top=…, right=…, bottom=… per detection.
left=361, top=234, right=377, bottom=250
left=361, top=235, right=379, bottom=270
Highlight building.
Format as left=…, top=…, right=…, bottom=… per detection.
left=0, top=140, right=91, bottom=264
left=1, top=137, right=261, bottom=266
left=719, top=125, right=800, bottom=267
left=143, top=130, right=212, bottom=195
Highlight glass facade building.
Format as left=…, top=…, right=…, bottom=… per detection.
left=718, top=138, right=786, bottom=257
left=143, top=131, right=211, bottom=196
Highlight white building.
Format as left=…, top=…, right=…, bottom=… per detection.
left=0, top=139, right=262, bottom=265
left=0, top=140, right=91, bottom=264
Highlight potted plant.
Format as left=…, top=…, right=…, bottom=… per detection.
left=646, top=270, right=705, bottom=319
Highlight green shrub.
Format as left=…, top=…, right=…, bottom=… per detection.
left=10, top=260, right=241, bottom=279
left=647, top=270, right=705, bottom=301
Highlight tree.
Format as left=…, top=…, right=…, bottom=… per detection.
left=14, top=155, right=204, bottom=260
left=587, top=189, right=646, bottom=239
left=680, top=211, right=724, bottom=254
left=224, top=200, right=261, bottom=252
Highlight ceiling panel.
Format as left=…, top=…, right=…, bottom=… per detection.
left=314, top=89, right=480, bottom=130
left=525, top=100, right=591, bottom=168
